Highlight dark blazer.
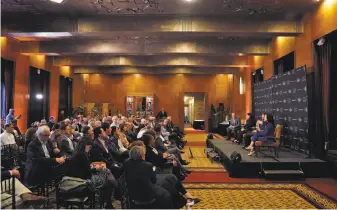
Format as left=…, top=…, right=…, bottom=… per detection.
left=244, top=118, right=256, bottom=130
left=106, top=136, right=128, bottom=163
left=155, top=135, right=168, bottom=153
left=24, top=138, right=58, bottom=186
left=58, top=114, right=66, bottom=122
left=1, top=170, right=12, bottom=181
left=67, top=152, right=95, bottom=180
left=47, top=122, right=55, bottom=130
left=58, top=135, right=74, bottom=157
left=145, top=145, right=166, bottom=168
left=156, top=111, right=168, bottom=119
left=124, top=159, right=159, bottom=202
left=90, top=139, right=115, bottom=169
left=24, top=127, right=37, bottom=153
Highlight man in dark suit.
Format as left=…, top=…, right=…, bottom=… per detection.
left=156, top=108, right=168, bottom=120
left=226, top=113, right=241, bottom=140
left=90, top=127, right=122, bottom=178
left=101, top=123, right=129, bottom=163
left=24, top=126, right=65, bottom=186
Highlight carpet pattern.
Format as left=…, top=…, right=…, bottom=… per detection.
left=182, top=146, right=225, bottom=172
left=183, top=183, right=337, bottom=209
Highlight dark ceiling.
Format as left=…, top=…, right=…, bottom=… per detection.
left=1, top=0, right=321, bottom=74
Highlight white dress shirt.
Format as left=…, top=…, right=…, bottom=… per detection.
left=0, top=131, right=16, bottom=146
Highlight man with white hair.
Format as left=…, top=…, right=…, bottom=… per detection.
left=24, top=126, right=65, bottom=186
left=95, top=120, right=102, bottom=128
left=111, top=116, right=118, bottom=127
left=64, top=118, right=71, bottom=126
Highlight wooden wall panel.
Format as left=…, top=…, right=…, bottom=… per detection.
left=73, top=73, right=241, bottom=129
left=1, top=37, right=73, bottom=131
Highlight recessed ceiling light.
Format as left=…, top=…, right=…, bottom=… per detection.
left=184, top=0, right=193, bottom=2
left=49, top=0, right=66, bottom=3
left=238, top=53, right=244, bottom=56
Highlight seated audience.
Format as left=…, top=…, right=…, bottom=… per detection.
left=126, top=142, right=200, bottom=208
left=58, top=124, right=74, bottom=157
left=24, top=122, right=39, bottom=152
left=117, top=123, right=129, bottom=152
left=90, top=127, right=123, bottom=179
left=67, top=136, right=117, bottom=209
left=141, top=133, right=187, bottom=181
left=1, top=123, right=16, bottom=146
left=24, top=126, right=65, bottom=186
left=124, top=145, right=172, bottom=208
left=226, top=113, right=241, bottom=140
left=246, top=113, right=275, bottom=156
left=1, top=169, right=47, bottom=208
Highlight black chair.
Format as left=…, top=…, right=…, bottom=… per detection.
left=1, top=176, right=16, bottom=209
left=117, top=173, right=130, bottom=209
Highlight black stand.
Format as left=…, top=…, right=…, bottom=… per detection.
left=189, top=147, right=194, bottom=159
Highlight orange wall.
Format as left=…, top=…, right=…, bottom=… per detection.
left=1, top=37, right=72, bottom=131
left=245, top=0, right=337, bottom=113
left=73, top=73, right=244, bottom=129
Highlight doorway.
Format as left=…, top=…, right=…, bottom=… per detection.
left=184, top=92, right=205, bottom=130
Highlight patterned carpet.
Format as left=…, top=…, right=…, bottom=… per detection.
left=181, top=147, right=225, bottom=172
left=183, top=183, right=337, bottom=209
left=182, top=131, right=337, bottom=209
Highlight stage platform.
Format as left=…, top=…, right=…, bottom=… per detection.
left=207, top=139, right=331, bottom=178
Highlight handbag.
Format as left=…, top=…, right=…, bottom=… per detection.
left=90, top=168, right=109, bottom=189
left=59, top=176, right=91, bottom=194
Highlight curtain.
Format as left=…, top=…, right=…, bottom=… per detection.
left=28, top=67, right=50, bottom=127
left=1, top=58, right=14, bottom=119
left=312, top=38, right=331, bottom=157
left=59, top=76, right=73, bottom=118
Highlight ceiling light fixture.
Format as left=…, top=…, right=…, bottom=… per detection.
left=184, top=0, right=193, bottom=2
left=49, top=0, right=66, bottom=3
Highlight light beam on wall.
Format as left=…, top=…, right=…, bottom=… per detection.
left=239, top=77, right=245, bottom=95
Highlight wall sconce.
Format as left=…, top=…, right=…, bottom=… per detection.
left=239, top=77, right=245, bottom=95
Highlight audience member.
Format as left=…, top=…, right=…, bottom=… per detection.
left=1, top=123, right=16, bottom=146
left=67, top=136, right=117, bottom=209
left=58, top=124, right=74, bottom=157
left=24, top=126, right=65, bottom=186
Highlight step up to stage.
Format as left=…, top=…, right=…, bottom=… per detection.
left=263, top=169, right=304, bottom=180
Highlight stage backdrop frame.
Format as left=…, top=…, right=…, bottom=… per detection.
left=253, top=66, right=309, bottom=153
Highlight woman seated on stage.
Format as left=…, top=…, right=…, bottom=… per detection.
left=246, top=113, right=275, bottom=156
